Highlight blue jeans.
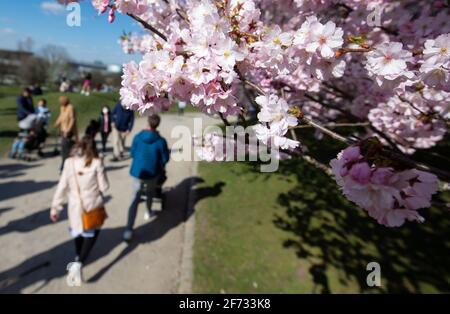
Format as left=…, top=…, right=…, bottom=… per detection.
left=10, top=139, right=25, bottom=157
left=126, top=177, right=158, bottom=231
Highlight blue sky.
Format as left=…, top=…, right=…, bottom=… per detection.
left=0, top=0, right=141, bottom=65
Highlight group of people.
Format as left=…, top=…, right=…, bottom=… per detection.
left=59, top=73, right=113, bottom=96
left=12, top=88, right=170, bottom=285
left=10, top=88, right=51, bottom=159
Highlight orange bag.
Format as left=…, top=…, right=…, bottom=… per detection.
left=72, top=159, right=107, bottom=231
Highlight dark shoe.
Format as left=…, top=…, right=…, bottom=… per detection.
left=110, top=157, right=120, bottom=162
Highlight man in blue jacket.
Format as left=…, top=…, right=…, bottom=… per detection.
left=111, top=101, right=135, bottom=161
left=123, top=114, right=170, bottom=242
left=17, top=88, right=35, bottom=122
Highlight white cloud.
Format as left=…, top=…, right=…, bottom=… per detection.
left=0, top=28, right=14, bottom=34
left=40, top=1, right=66, bottom=15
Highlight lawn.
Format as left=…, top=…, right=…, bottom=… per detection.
left=193, top=130, right=450, bottom=293
left=0, top=85, right=200, bottom=156
left=0, top=86, right=119, bottom=156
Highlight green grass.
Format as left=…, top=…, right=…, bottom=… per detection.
left=0, top=85, right=202, bottom=156
left=193, top=130, right=450, bottom=293
left=0, top=86, right=119, bottom=156
left=193, top=161, right=314, bottom=293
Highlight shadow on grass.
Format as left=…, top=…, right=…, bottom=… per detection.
left=273, top=159, right=450, bottom=293
left=0, top=131, right=17, bottom=139
left=0, top=108, right=16, bottom=116
left=239, top=126, right=450, bottom=293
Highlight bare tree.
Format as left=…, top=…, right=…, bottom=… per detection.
left=39, top=44, right=71, bottom=83
left=18, top=57, right=49, bottom=85
left=17, top=37, right=34, bottom=52
left=0, top=61, right=6, bottom=84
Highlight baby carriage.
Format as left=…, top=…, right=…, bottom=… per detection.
left=141, top=171, right=168, bottom=214
left=12, top=114, right=48, bottom=160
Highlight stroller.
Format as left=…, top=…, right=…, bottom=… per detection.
left=141, top=171, right=168, bottom=212
left=11, top=114, right=48, bottom=160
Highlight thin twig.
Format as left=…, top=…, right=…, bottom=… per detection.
left=218, top=113, right=231, bottom=126
left=242, top=77, right=450, bottom=181
left=301, top=118, right=355, bottom=144
left=302, top=154, right=333, bottom=176
left=384, top=150, right=450, bottom=182
left=292, top=122, right=370, bottom=129
left=243, top=79, right=267, bottom=96
left=127, top=13, right=168, bottom=42
left=369, top=126, right=404, bottom=154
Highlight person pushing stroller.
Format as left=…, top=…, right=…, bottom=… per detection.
left=9, top=113, right=48, bottom=160
left=123, top=114, right=169, bottom=242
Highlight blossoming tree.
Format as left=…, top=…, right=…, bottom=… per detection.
left=89, top=0, right=450, bottom=227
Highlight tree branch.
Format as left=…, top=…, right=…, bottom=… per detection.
left=218, top=113, right=231, bottom=126
left=127, top=13, right=168, bottom=42
left=292, top=122, right=370, bottom=129
left=242, top=76, right=450, bottom=181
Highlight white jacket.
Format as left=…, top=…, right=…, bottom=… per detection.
left=51, top=156, right=109, bottom=235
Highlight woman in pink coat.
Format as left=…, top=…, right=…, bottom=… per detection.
left=50, top=135, right=109, bottom=285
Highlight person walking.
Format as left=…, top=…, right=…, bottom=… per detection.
left=81, top=73, right=92, bottom=96
left=50, top=135, right=109, bottom=285
left=55, top=96, right=78, bottom=171
left=16, top=88, right=35, bottom=122
left=98, top=106, right=112, bottom=153
left=178, top=101, right=187, bottom=115
left=111, top=101, right=134, bottom=162
left=123, top=114, right=169, bottom=242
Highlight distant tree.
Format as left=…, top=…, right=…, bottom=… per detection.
left=18, top=56, right=49, bottom=85
left=39, top=44, right=71, bottom=83
left=105, top=73, right=122, bottom=88
left=17, top=37, right=34, bottom=52
left=0, top=61, right=6, bottom=84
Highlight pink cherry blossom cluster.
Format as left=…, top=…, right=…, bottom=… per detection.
left=118, top=1, right=258, bottom=116
left=420, top=34, right=450, bottom=91
left=253, top=94, right=300, bottom=150
left=90, top=0, right=450, bottom=227
left=365, top=42, right=415, bottom=91
left=368, top=94, right=447, bottom=154
left=195, top=132, right=227, bottom=162
left=330, top=144, right=439, bottom=227
left=92, top=0, right=150, bottom=23
left=119, top=33, right=154, bottom=54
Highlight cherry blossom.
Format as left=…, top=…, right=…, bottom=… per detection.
left=253, top=94, right=300, bottom=150
left=365, top=42, right=415, bottom=88
left=304, top=20, right=344, bottom=59
left=89, top=0, right=449, bottom=228
left=330, top=145, right=439, bottom=227
left=368, top=95, right=447, bottom=153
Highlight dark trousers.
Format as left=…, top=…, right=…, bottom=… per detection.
left=74, top=230, right=100, bottom=264
left=100, top=132, right=110, bottom=152
left=61, top=136, right=74, bottom=171
left=126, top=178, right=158, bottom=231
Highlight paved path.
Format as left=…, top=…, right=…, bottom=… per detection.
left=0, top=113, right=217, bottom=293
